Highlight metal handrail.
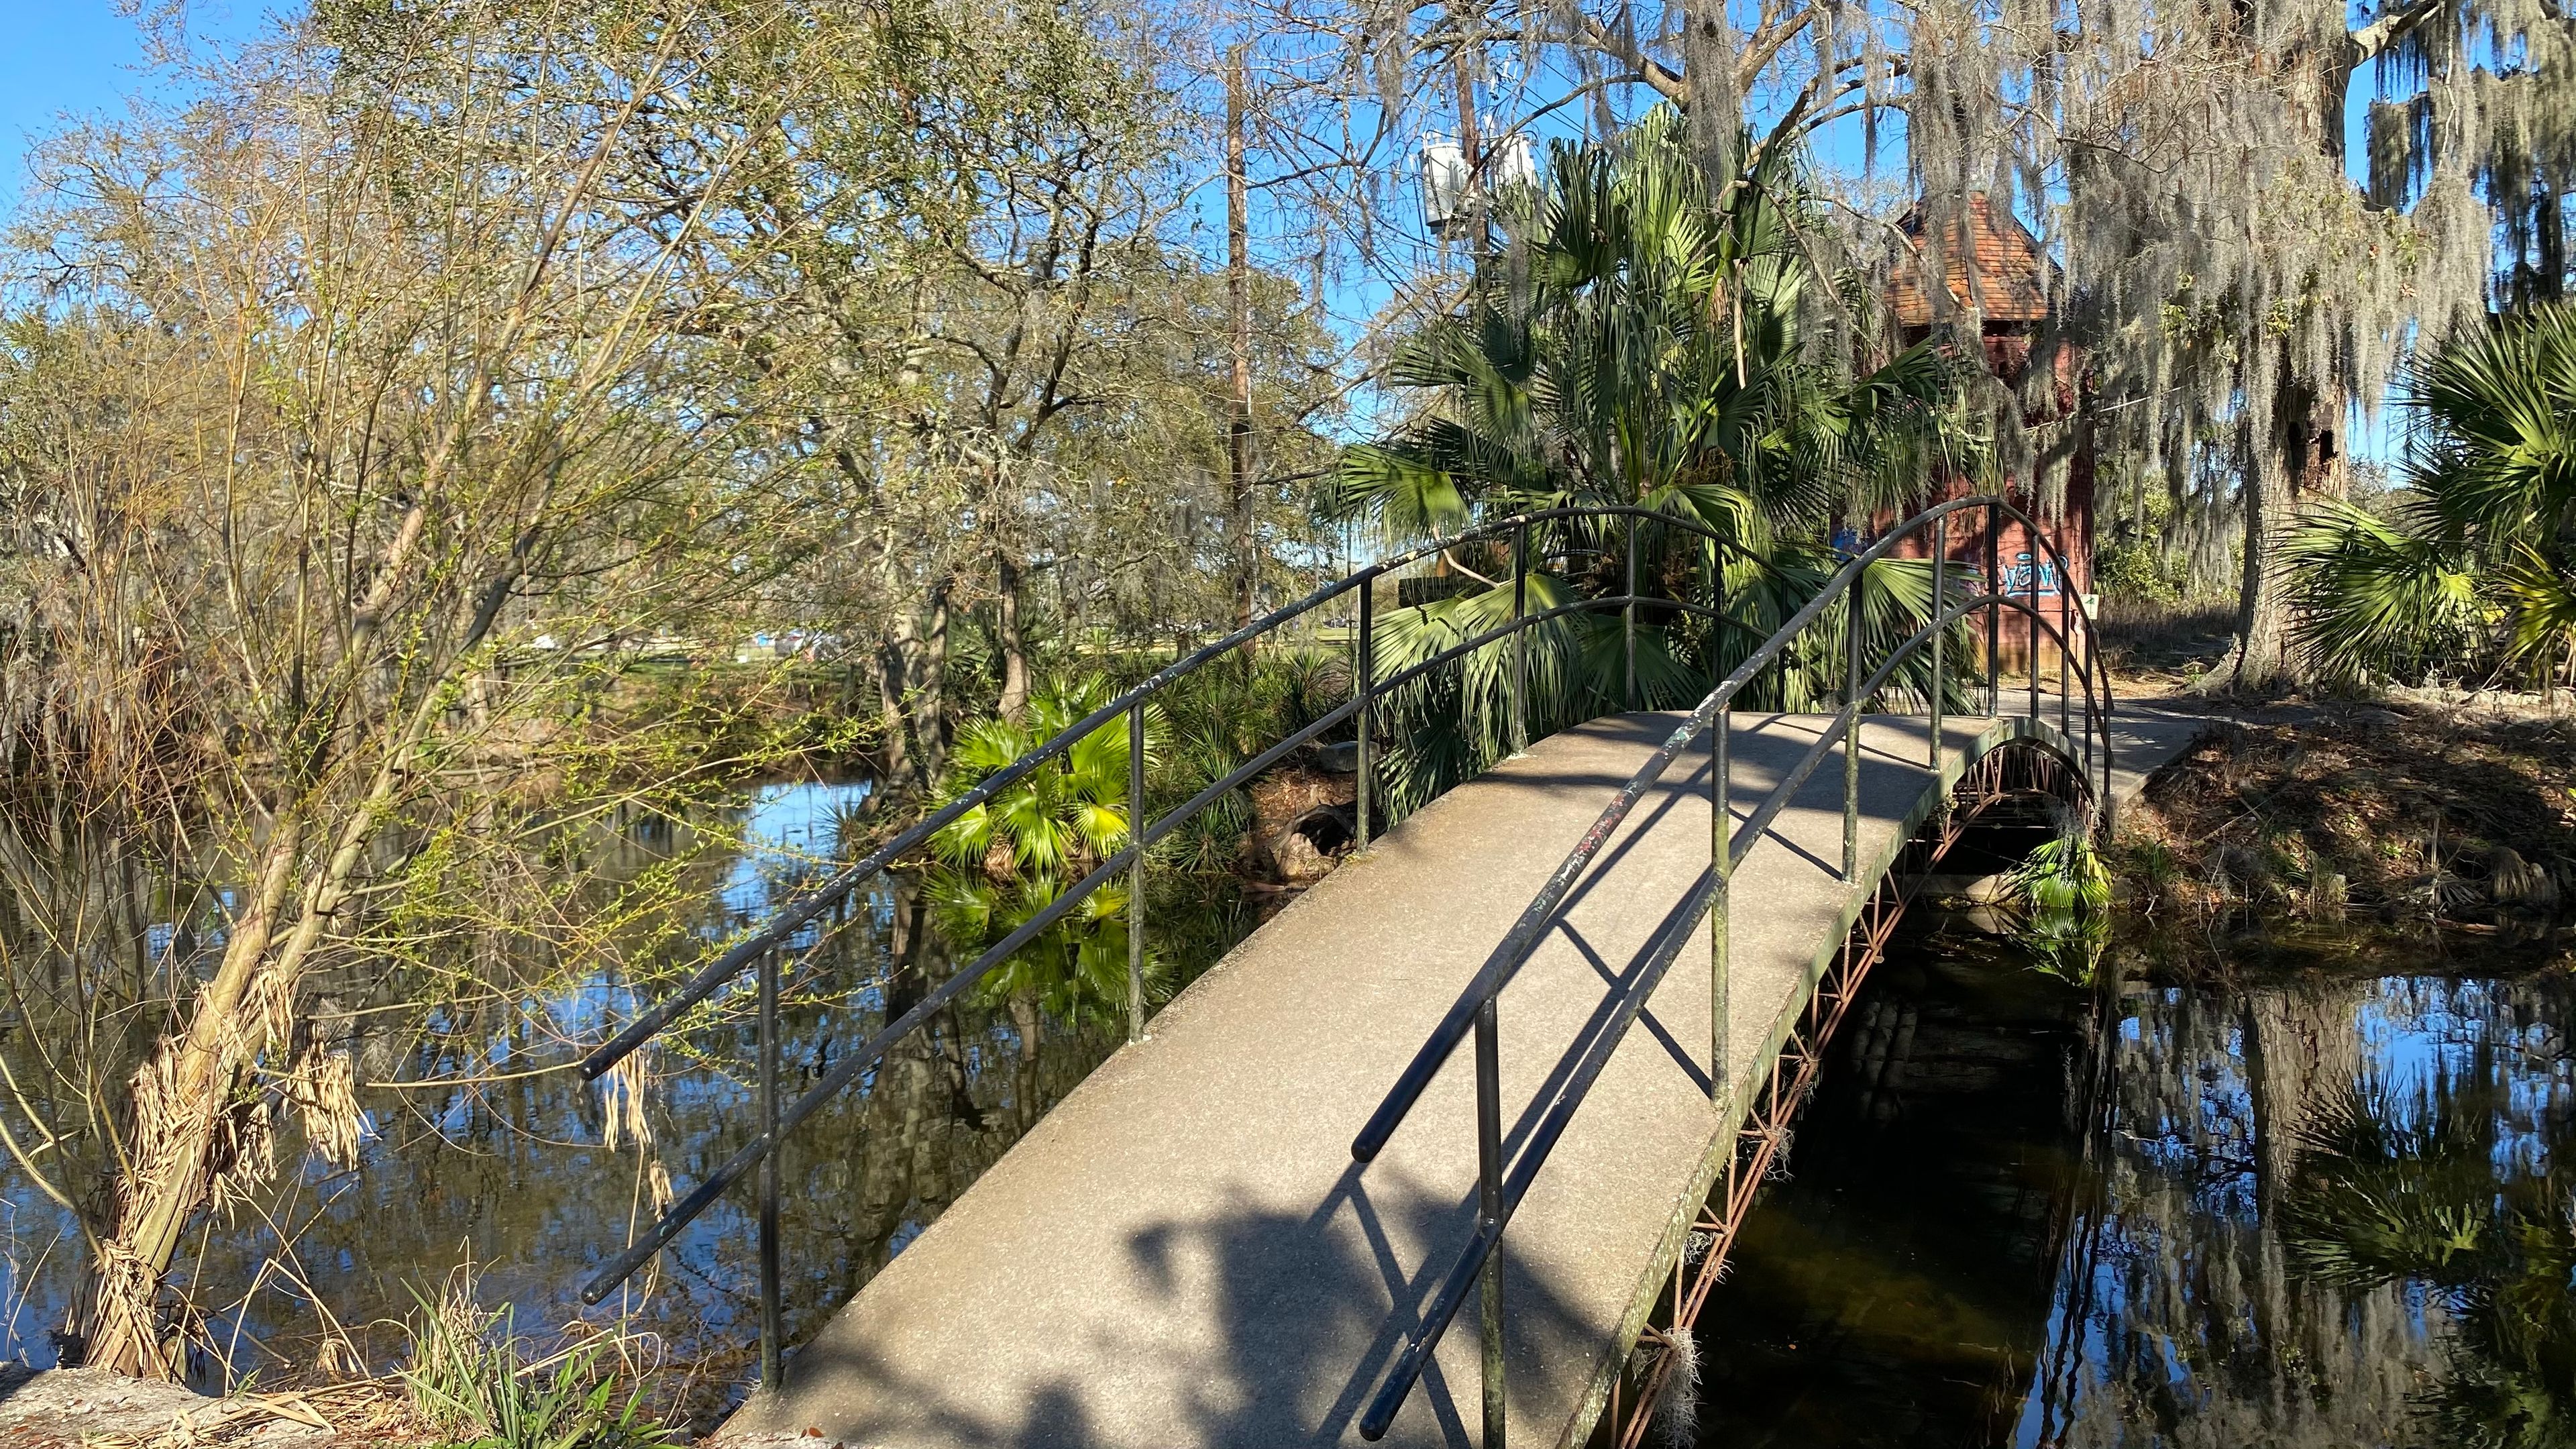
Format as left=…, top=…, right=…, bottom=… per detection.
left=578, top=504, right=1772, bottom=1083
left=1350, top=495, right=2114, bottom=1443
left=572, top=502, right=1787, bottom=1375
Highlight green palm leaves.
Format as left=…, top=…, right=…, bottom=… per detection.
left=2288, top=300, right=2576, bottom=690
left=1337, top=109, right=1972, bottom=812
left=926, top=678, right=1161, bottom=1027
left=918, top=658, right=1352, bottom=1024
left=1340, top=108, right=1955, bottom=536
left=2282, top=498, right=2485, bottom=684
left=928, top=873, right=1145, bottom=1028
left=930, top=678, right=1141, bottom=877
left=1339, top=107, right=1957, bottom=814
left=2003, top=808, right=2112, bottom=982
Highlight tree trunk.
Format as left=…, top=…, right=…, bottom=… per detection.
left=2540, top=178, right=2566, bottom=303
left=2224, top=455, right=2298, bottom=692
left=85, top=674, right=449, bottom=1376
left=911, top=578, right=951, bottom=785
left=996, top=551, right=1031, bottom=725
left=2243, top=981, right=2366, bottom=1209
left=2287, top=382, right=2347, bottom=503
left=1007, top=992, right=1044, bottom=1132
left=2220, top=378, right=2340, bottom=693
left=871, top=641, right=915, bottom=798
left=79, top=812, right=303, bottom=1377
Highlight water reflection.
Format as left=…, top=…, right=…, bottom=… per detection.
left=1698, top=924, right=2576, bottom=1449
left=0, top=780, right=1252, bottom=1411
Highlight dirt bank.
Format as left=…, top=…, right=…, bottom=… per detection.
left=2112, top=697, right=2576, bottom=936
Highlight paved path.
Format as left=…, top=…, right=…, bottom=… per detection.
left=724, top=704, right=2209, bottom=1449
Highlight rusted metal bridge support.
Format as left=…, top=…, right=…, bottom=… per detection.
left=1596, top=743, right=2094, bottom=1449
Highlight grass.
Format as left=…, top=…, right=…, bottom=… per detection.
left=2094, top=596, right=2238, bottom=684
left=399, top=1277, right=673, bottom=1449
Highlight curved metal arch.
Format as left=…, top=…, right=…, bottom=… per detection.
left=1854, top=590, right=2112, bottom=804
left=571, top=490, right=2117, bottom=1400
left=1350, top=495, right=2118, bottom=1440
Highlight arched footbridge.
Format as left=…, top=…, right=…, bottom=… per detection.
left=576, top=500, right=2209, bottom=1448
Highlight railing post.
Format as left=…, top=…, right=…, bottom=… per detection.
left=1711, top=704, right=1730, bottom=1103
left=1843, top=568, right=1862, bottom=882
left=2058, top=572, right=2072, bottom=741
left=1929, top=512, right=1945, bottom=769
left=2101, top=688, right=2116, bottom=835
left=1474, top=996, right=1507, bottom=1448
left=1357, top=578, right=1375, bottom=849
left=1984, top=503, right=2000, bottom=718
left=757, top=943, right=784, bottom=1391
left=1623, top=515, right=1638, bottom=711
left=2027, top=534, right=2042, bottom=725
left=1511, top=525, right=1529, bottom=756
left=1128, top=700, right=1147, bottom=1044
left=1703, top=536, right=1722, bottom=696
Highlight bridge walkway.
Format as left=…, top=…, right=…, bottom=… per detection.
left=722, top=704, right=2205, bottom=1449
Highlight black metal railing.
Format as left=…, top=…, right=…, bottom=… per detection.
left=1347, top=495, right=2114, bottom=1444
left=574, top=503, right=1793, bottom=1386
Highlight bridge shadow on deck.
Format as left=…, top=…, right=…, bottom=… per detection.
left=768, top=1173, right=1598, bottom=1447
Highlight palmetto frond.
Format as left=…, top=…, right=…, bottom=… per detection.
left=2409, top=303, right=2576, bottom=543
left=2285, top=498, right=2485, bottom=686
left=2298, top=300, right=2576, bottom=690
left=2276, top=1077, right=2576, bottom=1448
left=1338, top=107, right=1952, bottom=539
left=928, top=869, right=1163, bottom=1029
left=931, top=676, right=1152, bottom=875
left=2279, top=1084, right=2504, bottom=1291
left=1340, top=110, right=1973, bottom=814
left=2500, top=543, right=2576, bottom=676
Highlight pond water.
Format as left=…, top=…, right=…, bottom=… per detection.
left=1695, top=918, right=2576, bottom=1449
left=9, top=780, right=2569, bottom=1446
left=0, top=780, right=1256, bottom=1416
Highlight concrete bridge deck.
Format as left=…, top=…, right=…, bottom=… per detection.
left=723, top=704, right=2207, bottom=1449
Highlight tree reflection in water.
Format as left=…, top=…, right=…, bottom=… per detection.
left=2279, top=1070, right=2576, bottom=1447
left=1698, top=924, right=2576, bottom=1449
left=0, top=780, right=1255, bottom=1409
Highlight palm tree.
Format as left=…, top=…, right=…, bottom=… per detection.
left=2286, top=301, right=2576, bottom=694
left=1336, top=108, right=1979, bottom=811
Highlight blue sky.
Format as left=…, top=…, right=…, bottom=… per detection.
left=0, top=2, right=280, bottom=215
left=0, top=2, right=2430, bottom=462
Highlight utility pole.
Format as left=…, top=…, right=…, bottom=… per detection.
left=1450, top=7, right=1489, bottom=252
left=1446, top=24, right=1508, bottom=1448
left=1226, top=44, right=1258, bottom=633
left=1451, top=42, right=1481, bottom=192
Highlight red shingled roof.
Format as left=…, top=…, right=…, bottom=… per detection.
left=1888, top=194, right=2051, bottom=327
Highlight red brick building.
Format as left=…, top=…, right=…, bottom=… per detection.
left=1875, top=195, right=2095, bottom=621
